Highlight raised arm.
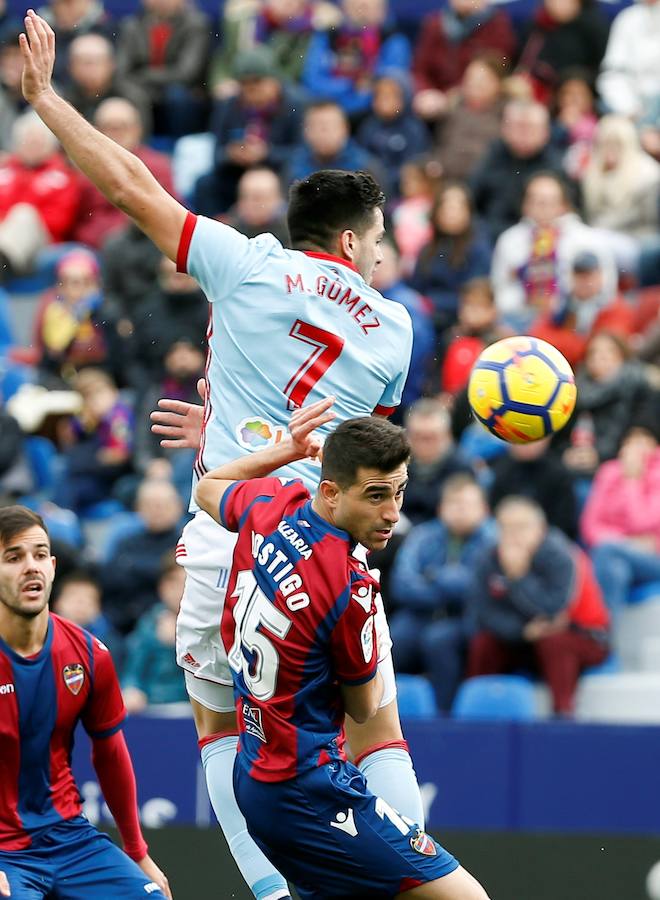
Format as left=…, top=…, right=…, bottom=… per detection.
left=194, top=397, right=335, bottom=522
left=20, top=10, right=187, bottom=262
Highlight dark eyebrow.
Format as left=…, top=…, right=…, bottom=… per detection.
left=3, top=542, right=50, bottom=554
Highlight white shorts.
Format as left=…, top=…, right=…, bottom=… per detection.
left=176, top=510, right=397, bottom=711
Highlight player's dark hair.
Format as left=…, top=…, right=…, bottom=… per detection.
left=0, top=505, right=48, bottom=548
left=287, top=170, right=386, bottom=252
left=321, top=417, right=410, bottom=489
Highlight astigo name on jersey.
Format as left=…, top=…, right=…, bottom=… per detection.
left=285, top=272, right=381, bottom=336
left=251, top=527, right=311, bottom=612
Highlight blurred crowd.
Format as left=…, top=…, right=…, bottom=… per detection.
left=0, top=0, right=659, bottom=717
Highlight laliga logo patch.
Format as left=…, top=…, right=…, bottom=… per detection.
left=410, top=829, right=437, bottom=857
left=62, top=663, right=85, bottom=696
left=360, top=615, right=374, bottom=663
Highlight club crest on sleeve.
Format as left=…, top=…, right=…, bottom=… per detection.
left=410, top=829, right=437, bottom=857
left=62, top=663, right=85, bottom=695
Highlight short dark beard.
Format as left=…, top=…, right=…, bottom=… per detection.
left=0, top=589, right=51, bottom=620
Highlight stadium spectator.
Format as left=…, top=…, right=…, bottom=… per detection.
left=129, top=257, right=207, bottom=387
left=0, top=26, right=29, bottom=151
left=101, top=222, right=163, bottom=320
left=531, top=250, right=635, bottom=369
left=597, top=0, right=660, bottom=120
left=53, top=367, right=134, bottom=515
left=402, top=398, right=475, bottom=526
left=470, top=99, right=564, bottom=239
left=390, top=158, right=437, bottom=275
left=285, top=99, right=383, bottom=188
left=210, top=0, right=340, bottom=95
left=581, top=115, right=660, bottom=241
left=195, top=46, right=303, bottom=216
left=432, top=54, right=505, bottom=182
left=223, top=166, right=289, bottom=245
left=409, top=181, right=492, bottom=334
left=51, top=570, right=123, bottom=662
left=32, top=249, right=120, bottom=387
left=122, top=554, right=187, bottom=711
left=490, top=171, right=617, bottom=331
left=356, top=71, right=430, bottom=192
left=37, top=0, right=113, bottom=83
left=134, top=338, right=205, bottom=474
left=0, top=110, right=79, bottom=281
left=554, top=68, right=598, bottom=179
left=468, top=496, right=609, bottom=715
left=115, top=0, right=211, bottom=138
left=302, top=0, right=411, bottom=119
left=64, top=33, right=151, bottom=133
left=582, top=421, right=660, bottom=613
left=639, top=95, right=660, bottom=162
left=514, top=0, right=609, bottom=105
left=73, top=97, right=175, bottom=249
left=440, top=278, right=509, bottom=397
left=390, top=474, right=493, bottom=712
left=489, top=437, right=579, bottom=539
left=412, top=0, right=515, bottom=122
left=0, top=402, right=34, bottom=502
left=370, top=240, right=434, bottom=410
left=101, top=477, right=183, bottom=634
left=555, top=331, right=656, bottom=476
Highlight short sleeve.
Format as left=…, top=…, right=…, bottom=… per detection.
left=82, top=638, right=126, bottom=739
left=177, top=213, right=278, bottom=304
left=374, top=309, right=413, bottom=413
left=330, top=576, right=378, bottom=685
left=220, top=477, right=305, bottom=533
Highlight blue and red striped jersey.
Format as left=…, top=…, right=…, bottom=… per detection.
left=0, top=613, right=125, bottom=850
left=219, top=477, right=379, bottom=782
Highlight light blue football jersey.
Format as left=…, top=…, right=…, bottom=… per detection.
left=177, top=213, right=413, bottom=501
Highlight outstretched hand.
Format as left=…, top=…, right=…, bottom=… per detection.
left=19, top=9, right=56, bottom=106
left=288, top=397, right=335, bottom=460
left=150, top=378, right=206, bottom=449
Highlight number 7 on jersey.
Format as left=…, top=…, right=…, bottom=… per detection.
left=284, top=320, right=345, bottom=410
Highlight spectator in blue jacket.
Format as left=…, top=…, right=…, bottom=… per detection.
left=302, top=0, right=410, bottom=119
left=194, top=46, right=303, bottom=215
left=122, top=554, right=188, bottom=711
left=356, top=70, right=430, bottom=196
left=409, top=180, right=492, bottom=335
left=371, top=239, right=435, bottom=412
left=52, top=570, right=123, bottom=664
left=285, top=100, right=384, bottom=187
left=389, top=473, right=493, bottom=712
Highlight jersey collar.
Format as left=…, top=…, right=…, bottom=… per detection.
left=303, top=500, right=351, bottom=543
left=0, top=615, right=53, bottom=664
left=302, top=250, right=359, bottom=274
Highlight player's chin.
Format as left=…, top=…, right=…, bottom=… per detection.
left=365, top=529, right=393, bottom=551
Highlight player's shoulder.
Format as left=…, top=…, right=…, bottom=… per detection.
left=50, top=613, right=107, bottom=657
left=195, top=215, right=285, bottom=258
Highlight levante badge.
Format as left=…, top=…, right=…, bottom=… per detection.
left=62, top=663, right=85, bottom=696
left=410, top=829, right=437, bottom=857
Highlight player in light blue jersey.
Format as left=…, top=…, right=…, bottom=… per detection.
left=21, top=14, right=425, bottom=899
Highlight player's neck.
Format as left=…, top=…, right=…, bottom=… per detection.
left=0, top=606, right=49, bottom=657
left=311, top=495, right=345, bottom=535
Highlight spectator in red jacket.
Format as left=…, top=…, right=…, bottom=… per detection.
left=412, top=0, right=516, bottom=122
left=72, top=97, right=175, bottom=249
left=582, top=420, right=660, bottom=613
left=0, top=109, right=80, bottom=280
left=468, top=495, right=609, bottom=715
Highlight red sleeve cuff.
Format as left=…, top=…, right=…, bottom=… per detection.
left=176, top=210, right=197, bottom=273
left=373, top=404, right=396, bottom=417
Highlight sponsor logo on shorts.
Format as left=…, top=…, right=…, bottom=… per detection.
left=410, top=829, right=437, bottom=857
left=330, top=809, right=358, bottom=837
left=242, top=702, right=266, bottom=743
left=62, top=663, right=85, bottom=696
left=182, top=652, right=200, bottom=668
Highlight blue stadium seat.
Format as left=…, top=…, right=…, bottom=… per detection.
left=100, top=512, right=143, bottom=564
left=452, top=675, right=537, bottom=721
left=395, top=674, right=438, bottom=719
left=24, top=436, right=59, bottom=491
left=80, top=499, right=126, bottom=521
left=629, top=582, right=660, bottom=605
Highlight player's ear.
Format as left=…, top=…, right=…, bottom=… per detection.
left=318, top=479, right=340, bottom=509
left=338, top=228, right=357, bottom=262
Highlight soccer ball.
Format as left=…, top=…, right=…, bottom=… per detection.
left=467, top=336, right=577, bottom=443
